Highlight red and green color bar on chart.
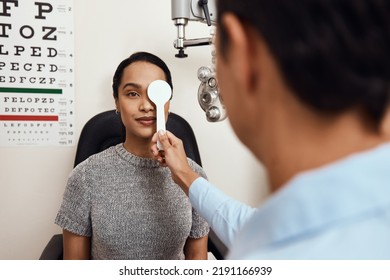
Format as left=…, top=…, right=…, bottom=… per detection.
left=0, top=87, right=61, bottom=121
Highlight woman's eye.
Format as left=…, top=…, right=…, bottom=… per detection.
left=127, top=91, right=140, bottom=98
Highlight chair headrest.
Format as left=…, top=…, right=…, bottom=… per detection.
left=74, top=110, right=202, bottom=167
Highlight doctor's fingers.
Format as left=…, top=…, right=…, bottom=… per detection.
left=158, top=131, right=189, bottom=163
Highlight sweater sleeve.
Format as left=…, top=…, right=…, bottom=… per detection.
left=54, top=161, right=92, bottom=237
left=187, top=159, right=210, bottom=238
left=189, top=177, right=257, bottom=248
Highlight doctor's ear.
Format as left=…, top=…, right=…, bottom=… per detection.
left=219, top=13, right=259, bottom=94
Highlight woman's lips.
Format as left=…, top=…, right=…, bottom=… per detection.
left=136, top=116, right=156, bottom=126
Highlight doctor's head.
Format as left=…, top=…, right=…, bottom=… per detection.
left=215, top=0, right=390, bottom=158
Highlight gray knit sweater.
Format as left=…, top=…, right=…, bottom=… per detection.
left=55, top=144, right=209, bottom=260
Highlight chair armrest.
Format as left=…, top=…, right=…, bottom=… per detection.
left=39, top=234, right=63, bottom=260
left=208, top=228, right=228, bottom=260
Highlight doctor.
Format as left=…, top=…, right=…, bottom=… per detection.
left=151, top=0, right=390, bottom=259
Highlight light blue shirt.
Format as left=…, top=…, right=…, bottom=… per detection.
left=190, top=143, right=390, bottom=259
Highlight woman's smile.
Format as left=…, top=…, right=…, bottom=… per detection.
left=136, top=116, right=156, bottom=126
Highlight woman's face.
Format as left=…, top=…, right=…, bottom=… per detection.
left=115, top=61, right=170, bottom=141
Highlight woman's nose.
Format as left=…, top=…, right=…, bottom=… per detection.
left=140, top=96, right=154, bottom=112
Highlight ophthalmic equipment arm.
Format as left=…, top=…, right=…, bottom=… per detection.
left=171, top=0, right=226, bottom=122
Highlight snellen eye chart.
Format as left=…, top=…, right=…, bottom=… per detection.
left=0, top=0, right=75, bottom=146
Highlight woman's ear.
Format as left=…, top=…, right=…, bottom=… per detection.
left=115, top=98, right=120, bottom=113
left=220, top=13, right=258, bottom=95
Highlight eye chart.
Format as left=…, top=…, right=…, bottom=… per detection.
left=0, top=0, right=75, bottom=146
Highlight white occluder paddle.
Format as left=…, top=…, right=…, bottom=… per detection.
left=147, top=80, right=172, bottom=150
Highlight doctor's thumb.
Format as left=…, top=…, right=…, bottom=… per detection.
left=158, top=130, right=171, bottom=147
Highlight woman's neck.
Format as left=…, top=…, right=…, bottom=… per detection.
left=123, top=137, right=152, bottom=158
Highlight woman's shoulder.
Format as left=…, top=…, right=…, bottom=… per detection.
left=72, top=144, right=120, bottom=172
left=187, top=158, right=208, bottom=179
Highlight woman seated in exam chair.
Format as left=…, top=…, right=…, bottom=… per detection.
left=55, top=52, right=209, bottom=260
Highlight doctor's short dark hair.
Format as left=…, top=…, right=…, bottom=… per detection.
left=112, top=51, right=173, bottom=100
left=217, top=0, right=390, bottom=128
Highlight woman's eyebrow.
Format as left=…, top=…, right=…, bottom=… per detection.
left=122, top=82, right=142, bottom=90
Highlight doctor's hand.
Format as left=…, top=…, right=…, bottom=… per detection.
left=151, top=130, right=200, bottom=195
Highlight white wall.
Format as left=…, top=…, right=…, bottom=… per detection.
left=0, top=0, right=269, bottom=259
